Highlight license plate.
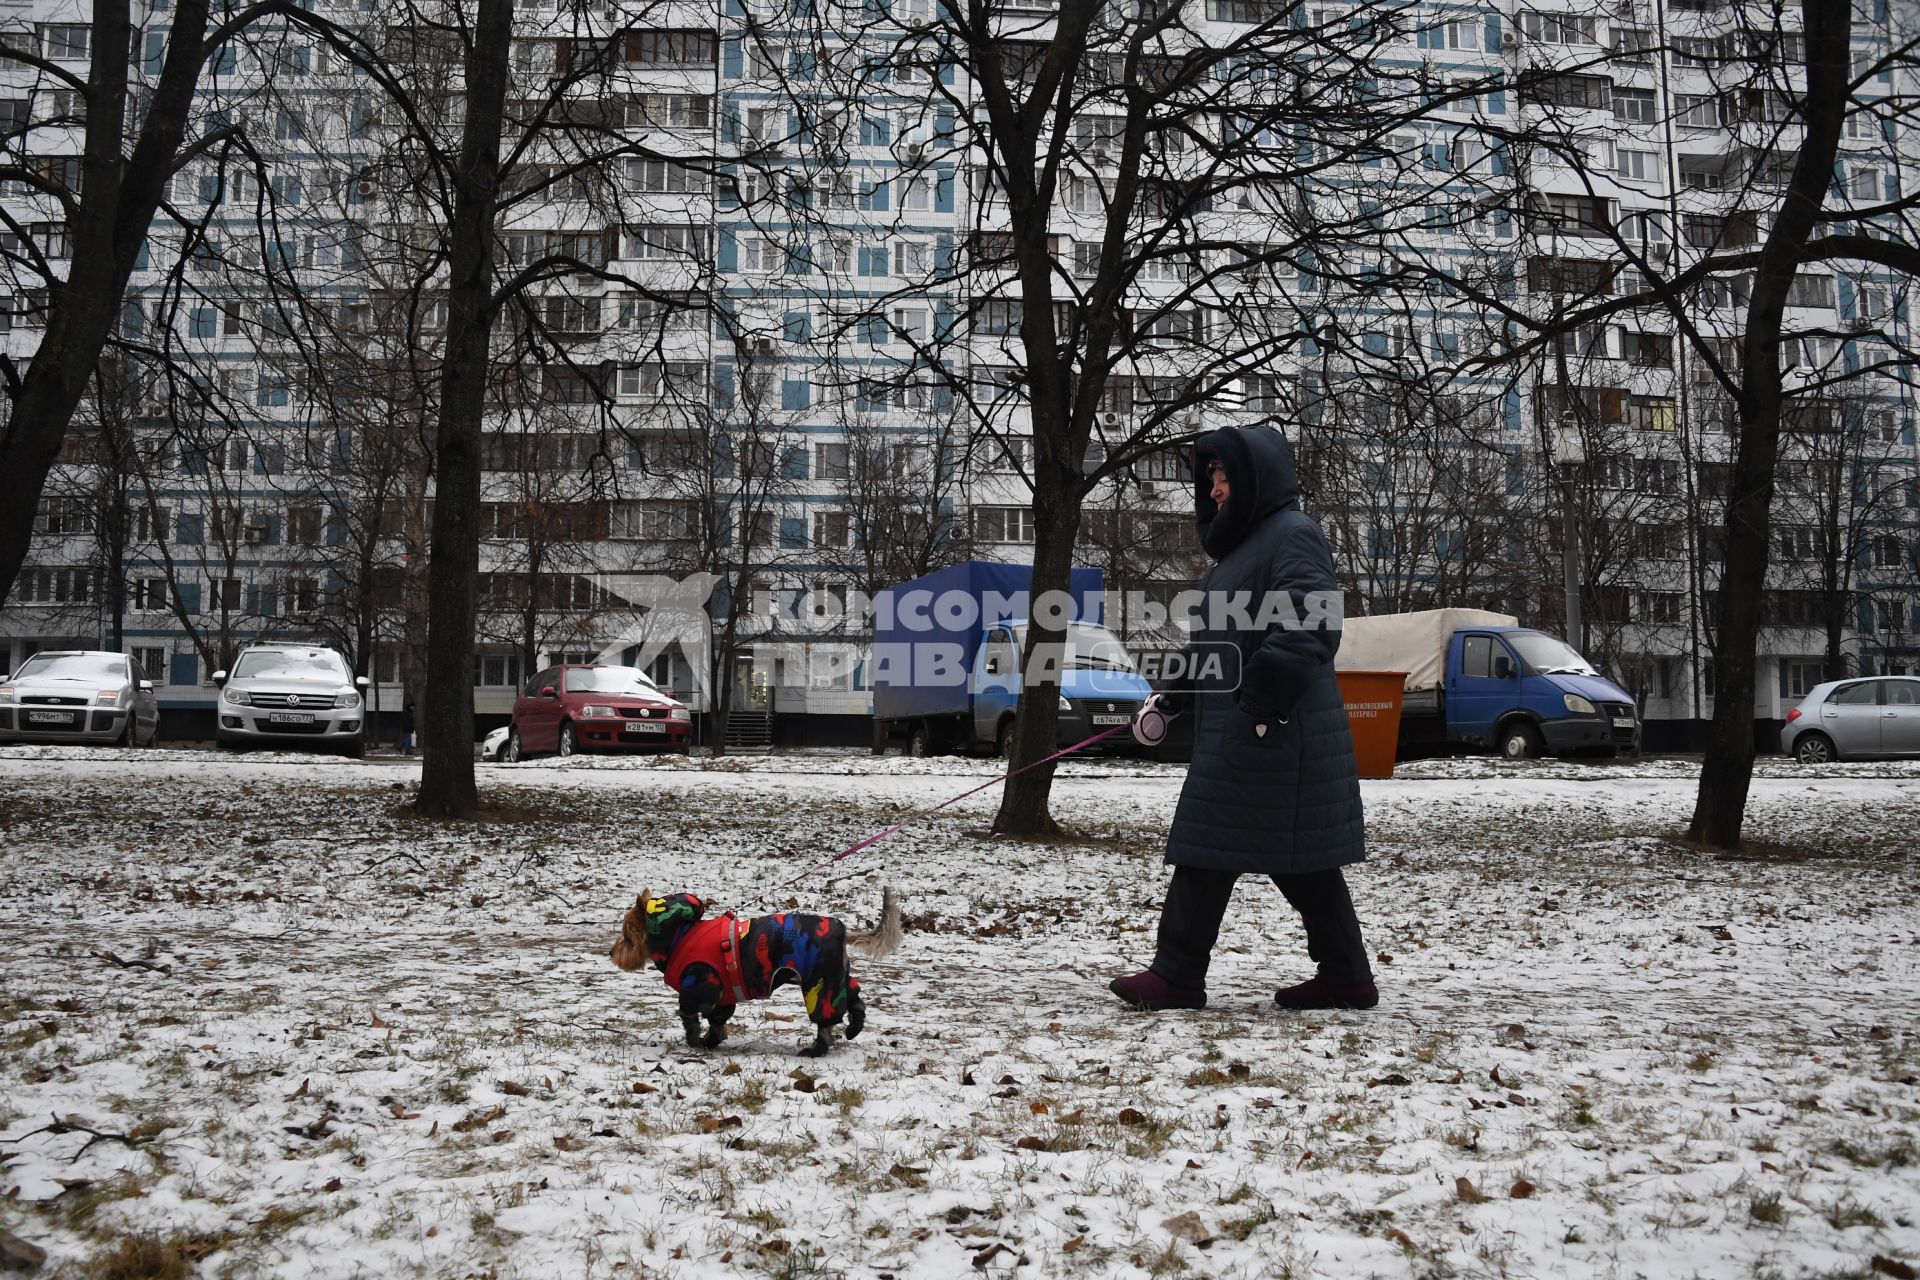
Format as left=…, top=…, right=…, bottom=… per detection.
left=1612, top=717, right=1635, bottom=729
left=26, top=710, right=75, bottom=725
left=268, top=712, right=315, bottom=724
left=623, top=721, right=665, bottom=734
left=1091, top=714, right=1132, bottom=726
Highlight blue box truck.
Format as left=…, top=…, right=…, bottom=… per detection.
left=870, top=562, right=1154, bottom=756
left=1336, top=609, right=1641, bottom=759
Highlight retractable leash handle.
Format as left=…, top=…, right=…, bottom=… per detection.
left=1131, top=693, right=1178, bottom=747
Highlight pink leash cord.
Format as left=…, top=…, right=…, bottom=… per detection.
left=742, top=724, right=1129, bottom=907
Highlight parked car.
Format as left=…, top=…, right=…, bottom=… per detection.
left=0, top=650, right=160, bottom=747
left=1782, top=675, right=1920, bottom=763
left=505, top=664, right=692, bottom=760
left=213, top=643, right=369, bottom=757
left=481, top=726, right=509, bottom=761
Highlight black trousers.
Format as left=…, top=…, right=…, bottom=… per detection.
left=1151, top=865, right=1372, bottom=989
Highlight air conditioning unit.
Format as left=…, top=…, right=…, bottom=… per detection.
left=1645, top=242, right=1670, bottom=263
left=1102, top=410, right=1123, bottom=427
left=1500, top=31, right=1519, bottom=51
left=244, top=523, right=267, bottom=545
left=354, top=169, right=379, bottom=199
left=1137, top=481, right=1157, bottom=497
left=751, top=337, right=778, bottom=355
left=740, top=132, right=765, bottom=152
left=903, top=141, right=927, bottom=162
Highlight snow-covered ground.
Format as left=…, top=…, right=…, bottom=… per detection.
left=1, top=747, right=1917, bottom=1279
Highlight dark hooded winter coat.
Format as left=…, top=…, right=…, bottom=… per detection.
left=1162, top=426, right=1366, bottom=874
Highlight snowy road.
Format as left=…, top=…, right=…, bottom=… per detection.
left=1, top=748, right=1917, bottom=1278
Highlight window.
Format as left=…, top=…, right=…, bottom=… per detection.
left=973, top=507, right=1035, bottom=544
left=890, top=306, right=930, bottom=344
left=40, top=24, right=89, bottom=59
left=1785, top=273, right=1835, bottom=308
left=1629, top=395, right=1676, bottom=431
left=1617, top=148, right=1658, bottom=181
left=610, top=500, right=699, bottom=540
left=627, top=159, right=709, bottom=193
left=1518, top=11, right=1596, bottom=43
left=1613, top=26, right=1655, bottom=61
left=624, top=30, right=716, bottom=66
left=134, top=647, right=166, bottom=682
left=817, top=443, right=850, bottom=479
left=208, top=576, right=242, bottom=613
left=291, top=577, right=320, bottom=613
left=1639, top=592, right=1682, bottom=625
left=1612, top=88, right=1656, bottom=125
left=625, top=94, right=713, bottom=130
left=626, top=224, right=710, bottom=259
left=617, top=361, right=705, bottom=400
left=33, top=496, right=95, bottom=535
left=12, top=567, right=97, bottom=605
left=1622, top=332, right=1673, bottom=367
left=477, top=653, right=524, bottom=688
left=972, top=300, right=1022, bottom=336
left=1675, top=94, right=1724, bottom=128
left=812, top=509, right=850, bottom=549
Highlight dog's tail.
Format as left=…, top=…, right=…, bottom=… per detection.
left=846, top=887, right=903, bottom=961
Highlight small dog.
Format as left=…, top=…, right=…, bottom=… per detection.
left=610, top=887, right=902, bottom=1057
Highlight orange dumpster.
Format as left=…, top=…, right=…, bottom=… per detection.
left=1336, top=670, right=1407, bottom=779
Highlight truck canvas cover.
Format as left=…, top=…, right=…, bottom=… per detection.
left=1336, top=608, right=1519, bottom=691
left=871, top=562, right=1104, bottom=721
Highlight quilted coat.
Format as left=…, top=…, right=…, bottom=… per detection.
left=1163, top=426, right=1367, bottom=874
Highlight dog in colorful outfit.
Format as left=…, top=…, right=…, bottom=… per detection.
left=610, top=888, right=902, bottom=1057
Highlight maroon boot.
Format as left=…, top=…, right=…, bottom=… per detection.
left=1274, top=976, right=1379, bottom=1010
left=1109, top=970, right=1207, bottom=1011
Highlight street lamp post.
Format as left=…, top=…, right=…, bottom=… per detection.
left=1554, top=413, right=1585, bottom=650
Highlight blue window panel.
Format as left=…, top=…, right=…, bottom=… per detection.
left=779, top=517, right=805, bottom=548
left=199, top=174, right=219, bottom=203
left=781, top=378, right=810, bottom=411
left=858, top=245, right=887, bottom=276
left=121, top=302, right=145, bottom=336
left=935, top=109, right=954, bottom=139
left=782, top=447, right=809, bottom=479
left=176, top=582, right=200, bottom=614
left=1415, top=25, right=1438, bottom=49
left=1423, top=142, right=1449, bottom=171
left=783, top=310, right=810, bottom=342
left=1362, top=331, right=1389, bottom=355
left=932, top=383, right=953, bottom=412
left=1504, top=390, right=1523, bottom=435
left=933, top=301, right=956, bottom=341
left=787, top=241, right=814, bottom=274
left=176, top=514, right=203, bottom=544
left=940, top=60, right=955, bottom=86
left=725, top=0, right=744, bottom=12
left=1890, top=174, right=1902, bottom=201
left=935, top=232, right=953, bottom=268
left=1488, top=89, right=1506, bottom=115
left=1484, top=14, right=1501, bottom=48
left=861, top=116, right=890, bottom=146
left=351, top=98, right=372, bottom=139
left=325, top=510, right=346, bottom=545
left=717, top=229, right=737, bottom=270
left=144, top=33, right=166, bottom=74
left=169, top=652, right=197, bottom=686
left=272, top=174, right=302, bottom=205
left=712, top=364, right=735, bottom=410
left=133, top=241, right=150, bottom=271
left=212, top=44, right=237, bottom=74
left=723, top=38, right=742, bottom=77
left=791, top=49, right=816, bottom=80
left=935, top=172, right=954, bottom=213
left=190, top=308, right=215, bottom=338
left=859, top=179, right=889, bottom=212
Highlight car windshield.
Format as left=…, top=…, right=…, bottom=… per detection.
left=12, top=653, right=129, bottom=682
left=232, top=649, right=348, bottom=680
left=1012, top=623, right=1138, bottom=672
left=566, top=667, right=665, bottom=696
left=1505, top=631, right=1597, bottom=677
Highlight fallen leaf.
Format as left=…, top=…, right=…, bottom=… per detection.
left=1872, top=1258, right=1918, bottom=1280
left=1386, top=1227, right=1415, bottom=1254
left=632, top=1082, right=657, bottom=1095
left=1014, top=1136, right=1049, bottom=1151
left=322, top=1177, right=342, bottom=1193
left=971, top=1242, right=1009, bottom=1269
left=286, top=1078, right=309, bottom=1101
left=1455, top=1176, right=1489, bottom=1204
left=1510, top=1178, right=1536, bottom=1200
left=499, top=1080, right=530, bottom=1097
left=1368, top=1073, right=1411, bottom=1088
left=1162, top=1211, right=1212, bottom=1244
left=1118, top=1108, right=1148, bottom=1126
left=1062, top=1236, right=1084, bottom=1253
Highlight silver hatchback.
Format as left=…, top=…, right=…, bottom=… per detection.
left=1782, top=675, right=1920, bottom=763
left=0, top=650, right=160, bottom=747
left=214, top=644, right=369, bottom=757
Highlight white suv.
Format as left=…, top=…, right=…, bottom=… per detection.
left=214, top=644, right=369, bottom=757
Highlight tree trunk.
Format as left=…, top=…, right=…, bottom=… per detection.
left=992, top=480, right=1078, bottom=836
left=0, top=0, right=214, bottom=606
left=416, top=0, right=512, bottom=818
left=1688, top=0, right=1851, bottom=849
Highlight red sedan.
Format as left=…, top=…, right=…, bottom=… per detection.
left=504, top=664, right=693, bottom=761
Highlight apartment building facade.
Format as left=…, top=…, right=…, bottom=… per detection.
left=2, top=0, right=1913, bottom=747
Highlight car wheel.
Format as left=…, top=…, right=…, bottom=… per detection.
left=1794, top=732, right=1837, bottom=765
left=217, top=735, right=244, bottom=753
left=558, top=722, right=576, bottom=758
left=1497, top=721, right=1543, bottom=760
left=144, top=716, right=160, bottom=748
left=995, top=718, right=1015, bottom=759
left=907, top=725, right=934, bottom=758
left=114, top=717, right=134, bottom=748
left=505, top=728, right=522, bottom=763
left=342, top=738, right=365, bottom=760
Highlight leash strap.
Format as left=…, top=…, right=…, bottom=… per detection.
left=742, top=724, right=1128, bottom=908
